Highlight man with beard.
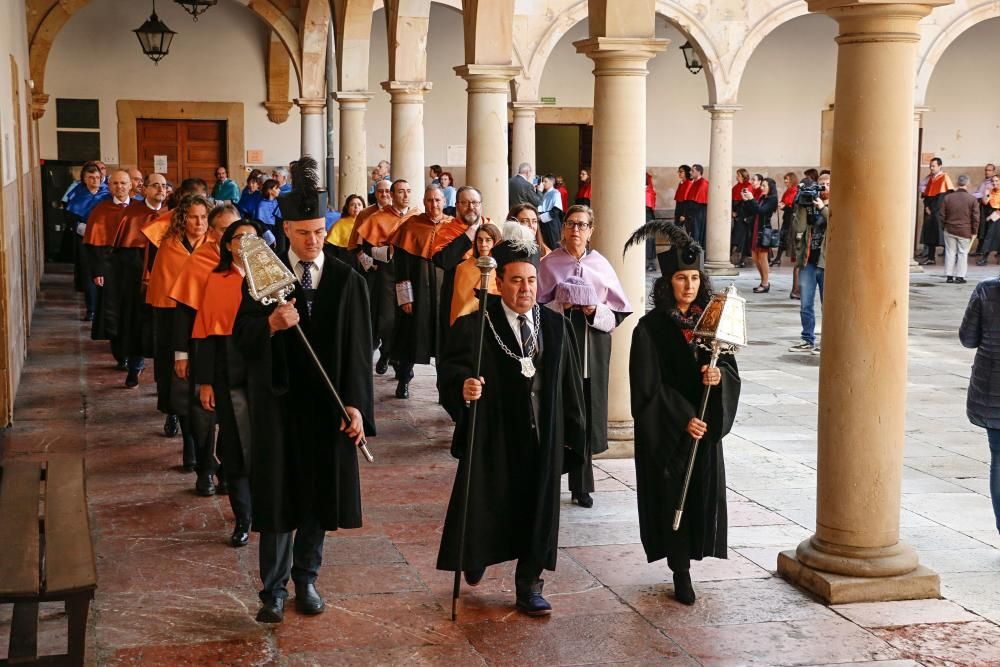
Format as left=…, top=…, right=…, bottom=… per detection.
left=436, top=223, right=586, bottom=616
left=919, top=157, right=954, bottom=265
left=233, top=157, right=374, bottom=624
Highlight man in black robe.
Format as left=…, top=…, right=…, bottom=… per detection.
left=436, top=229, right=587, bottom=616
left=627, top=225, right=741, bottom=605
left=233, top=157, right=374, bottom=624
left=390, top=185, right=449, bottom=399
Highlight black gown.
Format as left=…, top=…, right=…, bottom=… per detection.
left=436, top=298, right=587, bottom=573
left=630, top=307, right=740, bottom=564
left=232, top=247, right=375, bottom=534
left=432, top=232, right=473, bottom=357
left=391, top=247, right=443, bottom=365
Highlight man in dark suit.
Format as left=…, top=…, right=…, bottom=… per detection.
left=233, top=157, right=375, bottom=624
left=509, top=162, right=542, bottom=209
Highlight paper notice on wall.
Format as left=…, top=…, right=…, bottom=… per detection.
left=153, top=155, right=168, bottom=173
left=247, top=149, right=264, bottom=164
left=446, top=144, right=466, bottom=166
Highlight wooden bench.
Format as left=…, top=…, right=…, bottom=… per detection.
left=0, top=458, right=96, bottom=666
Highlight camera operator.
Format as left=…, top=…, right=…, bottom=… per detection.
left=788, top=172, right=830, bottom=355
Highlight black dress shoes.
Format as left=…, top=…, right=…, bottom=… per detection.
left=571, top=492, right=594, bottom=508
left=515, top=580, right=552, bottom=616
left=255, top=598, right=284, bottom=623
left=230, top=526, right=250, bottom=548
left=164, top=414, right=180, bottom=438
left=294, top=582, right=325, bottom=615
left=195, top=473, right=216, bottom=497
left=464, top=568, right=486, bottom=587
left=115, top=360, right=128, bottom=371
left=375, top=354, right=389, bottom=375
left=125, top=368, right=142, bottom=389
left=395, top=382, right=409, bottom=399
left=672, top=570, right=696, bottom=606
left=215, top=476, right=229, bottom=495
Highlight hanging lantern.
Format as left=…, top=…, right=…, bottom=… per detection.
left=133, top=0, right=177, bottom=64
left=174, top=0, right=218, bottom=21
left=679, top=41, right=703, bottom=75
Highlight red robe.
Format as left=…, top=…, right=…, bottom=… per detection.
left=687, top=177, right=709, bottom=205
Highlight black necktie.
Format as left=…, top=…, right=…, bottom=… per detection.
left=300, top=261, right=314, bottom=315
left=517, top=314, right=532, bottom=357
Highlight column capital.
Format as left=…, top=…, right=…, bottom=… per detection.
left=454, top=64, right=521, bottom=93
left=31, top=91, right=50, bottom=121
left=512, top=100, right=543, bottom=111
left=333, top=91, right=374, bottom=107
left=381, top=80, right=433, bottom=102
left=264, top=101, right=294, bottom=124
left=703, top=104, right=742, bottom=119
left=809, top=1, right=940, bottom=43
left=294, top=98, right=326, bottom=114
left=574, top=37, right=668, bottom=64
left=913, top=105, right=930, bottom=122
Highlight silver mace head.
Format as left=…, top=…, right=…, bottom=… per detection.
left=239, top=232, right=297, bottom=306
left=693, top=284, right=748, bottom=353
left=475, top=255, right=497, bottom=286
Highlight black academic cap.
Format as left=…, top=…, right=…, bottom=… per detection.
left=278, top=156, right=328, bottom=222
left=493, top=221, right=541, bottom=271
left=624, top=219, right=703, bottom=277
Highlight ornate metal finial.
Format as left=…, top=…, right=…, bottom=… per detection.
left=239, top=233, right=296, bottom=305
left=693, top=284, right=748, bottom=354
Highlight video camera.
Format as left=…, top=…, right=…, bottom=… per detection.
left=795, top=179, right=826, bottom=207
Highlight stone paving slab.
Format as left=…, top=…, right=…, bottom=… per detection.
left=2, top=266, right=1000, bottom=666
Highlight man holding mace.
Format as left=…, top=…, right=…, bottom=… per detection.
left=436, top=222, right=587, bottom=617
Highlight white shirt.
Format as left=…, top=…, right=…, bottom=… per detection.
left=112, top=196, right=130, bottom=206
left=288, top=247, right=325, bottom=289
left=145, top=199, right=163, bottom=211
left=501, top=300, right=534, bottom=352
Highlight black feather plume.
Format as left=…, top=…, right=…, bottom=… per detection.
left=291, top=156, right=320, bottom=194
left=623, top=220, right=700, bottom=257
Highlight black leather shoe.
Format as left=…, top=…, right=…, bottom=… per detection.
left=294, top=582, right=325, bottom=615
left=115, top=360, right=128, bottom=371
left=464, top=568, right=486, bottom=587
left=918, top=257, right=936, bottom=266
left=230, top=526, right=250, bottom=548
left=571, top=492, right=594, bottom=508
left=977, top=258, right=989, bottom=266
left=164, top=414, right=180, bottom=438
left=395, top=382, right=409, bottom=399
left=255, top=598, right=284, bottom=623
left=515, top=580, right=552, bottom=616
left=956, top=277, right=967, bottom=284
left=125, top=368, right=142, bottom=389
left=375, top=354, right=389, bottom=375
left=672, top=570, right=696, bottom=606
left=195, top=473, right=216, bottom=497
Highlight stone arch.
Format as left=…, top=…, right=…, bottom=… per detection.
left=517, top=0, right=720, bottom=103
left=914, top=2, right=1000, bottom=106
left=726, top=0, right=810, bottom=104
left=296, top=0, right=330, bottom=99
left=28, top=0, right=305, bottom=119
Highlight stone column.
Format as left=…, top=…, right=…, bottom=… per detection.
left=455, top=65, right=521, bottom=222
left=777, top=1, right=942, bottom=604
left=909, top=106, right=929, bottom=272
left=295, top=98, right=327, bottom=180
left=333, top=91, right=374, bottom=201
left=703, top=104, right=741, bottom=276
left=575, top=37, right=667, bottom=445
left=381, top=81, right=432, bottom=192
left=511, top=102, right=541, bottom=176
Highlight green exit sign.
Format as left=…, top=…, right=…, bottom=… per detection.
left=541, top=97, right=557, bottom=105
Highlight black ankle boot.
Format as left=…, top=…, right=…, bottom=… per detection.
left=672, top=570, right=696, bottom=605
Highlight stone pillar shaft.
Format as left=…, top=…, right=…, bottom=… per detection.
left=295, top=98, right=327, bottom=185
left=910, top=107, right=929, bottom=270
left=455, top=65, right=521, bottom=223
left=334, top=91, right=373, bottom=202
left=575, top=37, right=667, bottom=439
left=777, top=1, right=942, bottom=604
left=382, top=81, right=432, bottom=192
left=704, top=104, right=741, bottom=276
left=511, top=102, right=541, bottom=177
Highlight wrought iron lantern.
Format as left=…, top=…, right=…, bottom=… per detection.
left=174, top=0, right=218, bottom=21
left=679, top=41, right=703, bottom=75
left=133, top=0, right=177, bottom=64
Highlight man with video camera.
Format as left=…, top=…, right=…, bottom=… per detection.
left=788, top=171, right=830, bottom=355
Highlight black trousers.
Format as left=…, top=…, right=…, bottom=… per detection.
left=667, top=554, right=691, bottom=573
left=225, top=474, right=252, bottom=530
left=514, top=558, right=544, bottom=595
left=258, top=513, right=326, bottom=602
left=569, top=380, right=595, bottom=494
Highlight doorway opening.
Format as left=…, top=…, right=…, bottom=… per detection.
left=137, top=119, right=228, bottom=185
left=534, top=124, right=592, bottom=201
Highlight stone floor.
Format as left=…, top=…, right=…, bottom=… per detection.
left=1, top=260, right=999, bottom=666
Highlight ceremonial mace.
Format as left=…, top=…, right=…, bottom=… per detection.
left=451, top=254, right=497, bottom=621
left=238, top=233, right=375, bottom=464
left=672, top=284, right=747, bottom=531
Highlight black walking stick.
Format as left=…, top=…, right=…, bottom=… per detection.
left=672, top=285, right=747, bottom=531
left=239, top=233, right=375, bottom=463
left=452, top=255, right=497, bottom=621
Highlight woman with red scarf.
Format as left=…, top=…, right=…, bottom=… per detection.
left=731, top=170, right=759, bottom=268
left=743, top=177, right=779, bottom=293
left=575, top=168, right=592, bottom=206
left=772, top=172, right=798, bottom=267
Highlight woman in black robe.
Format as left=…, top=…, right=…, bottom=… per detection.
left=626, top=222, right=741, bottom=606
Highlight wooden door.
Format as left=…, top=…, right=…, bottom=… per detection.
left=137, top=119, right=226, bottom=185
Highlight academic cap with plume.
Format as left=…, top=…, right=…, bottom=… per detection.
left=624, top=219, right=703, bottom=277
left=492, top=220, right=541, bottom=271
left=278, top=156, right=328, bottom=222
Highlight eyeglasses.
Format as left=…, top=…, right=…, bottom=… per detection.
left=460, top=201, right=483, bottom=207
left=563, top=221, right=592, bottom=230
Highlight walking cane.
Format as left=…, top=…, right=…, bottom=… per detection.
left=239, top=233, right=375, bottom=463
left=672, top=285, right=747, bottom=531
left=452, top=255, right=497, bottom=621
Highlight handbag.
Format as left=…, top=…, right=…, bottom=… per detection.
left=759, top=225, right=780, bottom=248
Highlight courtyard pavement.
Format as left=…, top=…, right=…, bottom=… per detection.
left=1, top=261, right=999, bottom=666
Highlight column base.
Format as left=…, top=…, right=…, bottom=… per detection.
left=777, top=550, right=940, bottom=604
left=909, top=258, right=923, bottom=273
left=705, top=261, right=739, bottom=276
